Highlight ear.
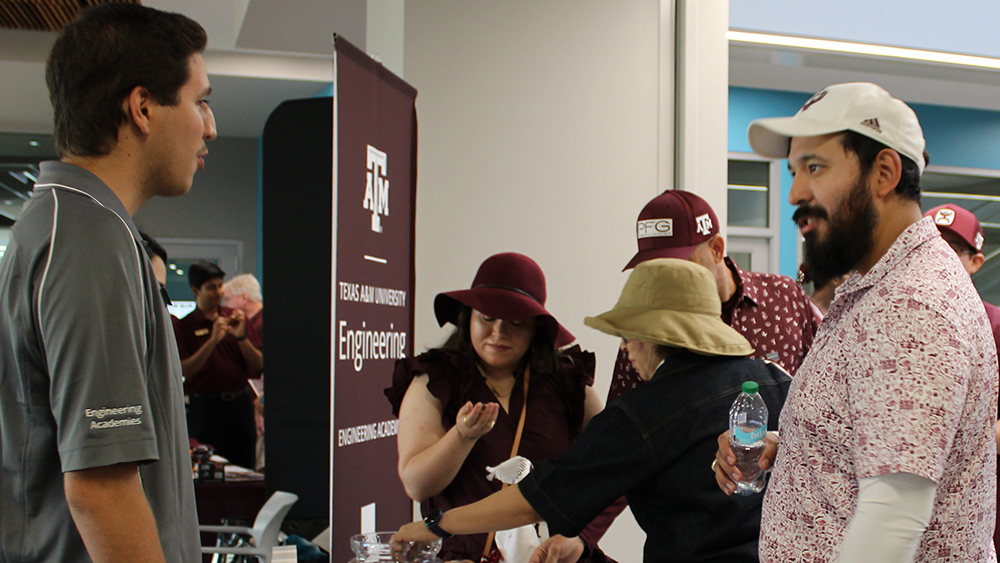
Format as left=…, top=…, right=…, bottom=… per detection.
left=970, top=252, right=986, bottom=275
left=872, top=148, right=903, bottom=199
left=706, top=234, right=726, bottom=263
left=126, top=86, right=153, bottom=135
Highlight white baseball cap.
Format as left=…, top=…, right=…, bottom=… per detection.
left=748, top=82, right=926, bottom=175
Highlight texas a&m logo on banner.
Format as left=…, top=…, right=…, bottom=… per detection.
left=364, top=145, right=389, bottom=233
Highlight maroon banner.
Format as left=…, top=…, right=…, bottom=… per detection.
left=332, top=36, right=416, bottom=560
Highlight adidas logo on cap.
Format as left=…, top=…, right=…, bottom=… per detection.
left=860, top=118, right=881, bottom=133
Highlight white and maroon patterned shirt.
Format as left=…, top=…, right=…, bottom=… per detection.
left=761, top=217, right=998, bottom=563
left=607, top=258, right=819, bottom=402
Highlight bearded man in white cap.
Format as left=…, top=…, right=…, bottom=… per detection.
left=714, top=83, right=998, bottom=562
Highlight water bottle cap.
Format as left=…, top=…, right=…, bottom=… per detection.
left=742, top=381, right=759, bottom=394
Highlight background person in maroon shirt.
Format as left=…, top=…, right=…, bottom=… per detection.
left=222, top=272, right=265, bottom=470
left=222, top=273, right=264, bottom=351
left=174, top=261, right=263, bottom=469
left=607, top=190, right=819, bottom=404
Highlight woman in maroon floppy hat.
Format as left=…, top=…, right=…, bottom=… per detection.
left=385, top=252, right=610, bottom=563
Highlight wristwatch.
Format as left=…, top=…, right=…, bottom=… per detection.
left=423, top=508, right=454, bottom=539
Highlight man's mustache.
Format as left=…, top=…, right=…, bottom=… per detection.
left=792, top=205, right=829, bottom=225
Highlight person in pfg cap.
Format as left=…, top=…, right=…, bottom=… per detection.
left=607, top=190, right=818, bottom=404
left=714, top=82, right=998, bottom=563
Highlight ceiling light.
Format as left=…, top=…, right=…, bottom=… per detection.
left=727, top=30, right=1000, bottom=71
left=28, top=141, right=38, bottom=147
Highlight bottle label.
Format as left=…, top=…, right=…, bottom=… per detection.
left=733, top=425, right=766, bottom=445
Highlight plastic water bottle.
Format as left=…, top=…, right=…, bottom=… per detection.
left=729, top=381, right=768, bottom=495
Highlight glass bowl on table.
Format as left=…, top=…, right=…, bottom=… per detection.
left=349, top=532, right=441, bottom=563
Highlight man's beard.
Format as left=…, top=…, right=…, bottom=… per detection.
left=794, top=174, right=877, bottom=282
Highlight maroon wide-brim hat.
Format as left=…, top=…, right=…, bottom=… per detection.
left=434, top=252, right=575, bottom=347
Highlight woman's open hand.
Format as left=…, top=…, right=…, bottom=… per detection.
left=454, top=401, right=499, bottom=441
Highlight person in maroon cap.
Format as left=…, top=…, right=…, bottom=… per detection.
left=607, top=190, right=820, bottom=403
left=384, top=252, right=611, bottom=563
left=926, top=203, right=1000, bottom=554
left=925, top=203, right=999, bottom=327
left=926, top=205, right=1000, bottom=419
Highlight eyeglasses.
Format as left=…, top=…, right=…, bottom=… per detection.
left=947, top=241, right=976, bottom=257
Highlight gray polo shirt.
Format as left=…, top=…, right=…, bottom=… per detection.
left=0, top=161, right=200, bottom=562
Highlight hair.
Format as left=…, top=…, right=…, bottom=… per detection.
left=441, top=306, right=559, bottom=379
left=138, top=231, right=168, bottom=263
left=46, top=3, right=208, bottom=158
left=838, top=131, right=928, bottom=204
left=223, top=274, right=263, bottom=303
left=188, top=261, right=225, bottom=289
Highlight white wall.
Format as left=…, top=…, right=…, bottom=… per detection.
left=366, top=0, right=406, bottom=77
left=133, top=137, right=260, bottom=276
left=405, top=1, right=661, bottom=558
left=405, top=0, right=660, bottom=390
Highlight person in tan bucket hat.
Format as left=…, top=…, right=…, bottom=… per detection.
left=391, top=258, right=791, bottom=563
left=585, top=258, right=754, bottom=359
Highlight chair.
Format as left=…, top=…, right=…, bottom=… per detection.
left=200, top=490, right=299, bottom=563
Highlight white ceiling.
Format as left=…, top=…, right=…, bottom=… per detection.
left=0, top=0, right=368, bottom=140
left=1, top=1, right=998, bottom=142
left=730, top=41, right=1000, bottom=113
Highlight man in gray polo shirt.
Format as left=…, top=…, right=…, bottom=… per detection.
left=0, top=4, right=216, bottom=562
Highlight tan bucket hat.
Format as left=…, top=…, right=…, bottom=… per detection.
left=584, top=258, right=753, bottom=356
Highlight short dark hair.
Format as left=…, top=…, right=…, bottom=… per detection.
left=139, top=231, right=168, bottom=263
left=839, top=131, right=928, bottom=204
left=46, top=4, right=207, bottom=158
left=189, top=261, right=225, bottom=290
left=441, top=306, right=558, bottom=380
